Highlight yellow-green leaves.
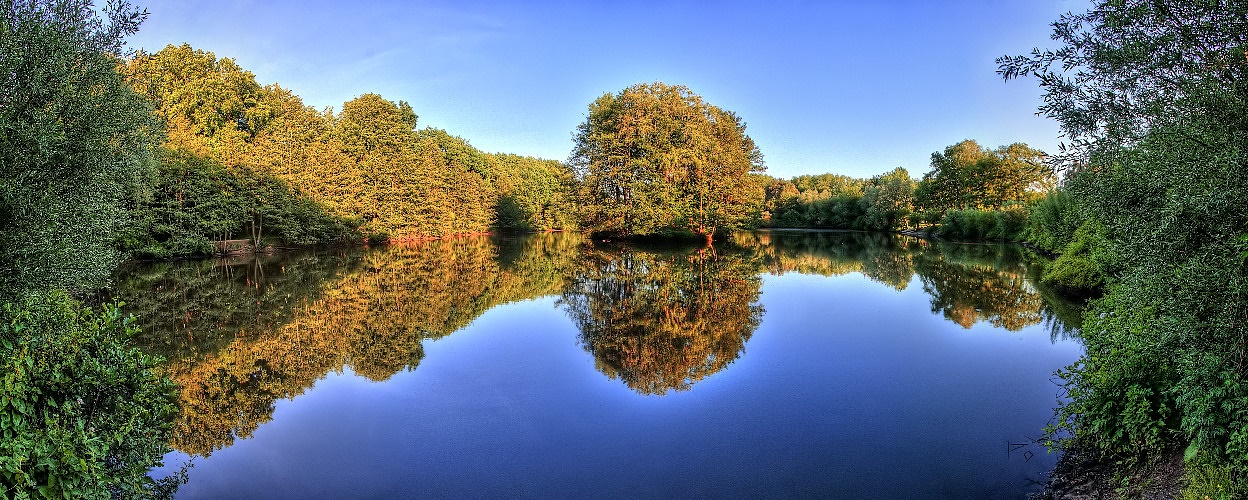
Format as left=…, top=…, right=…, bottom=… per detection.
left=570, top=82, right=765, bottom=239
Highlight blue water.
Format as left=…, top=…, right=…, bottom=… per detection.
left=128, top=232, right=1083, bottom=498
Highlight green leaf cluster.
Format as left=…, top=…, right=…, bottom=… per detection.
left=1001, top=0, right=1248, bottom=485
left=0, top=0, right=160, bottom=299
left=0, top=291, right=178, bottom=499
left=1038, top=219, right=1109, bottom=297
left=570, top=82, right=766, bottom=239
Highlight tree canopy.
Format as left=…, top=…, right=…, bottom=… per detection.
left=1001, top=0, right=1248, bottom=483
left=569, top=82, right=765, bottom=240
left=121, top=44, right=575, bottom=246
left=0, top=0, right=159, bottom=298
left=914, top=140, right=1053, bottom=214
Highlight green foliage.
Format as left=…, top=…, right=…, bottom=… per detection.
left=117, top=148, right=357, bottom=259
left=915, top=140, right=1053, bottom=214
left=857, top=167, right=916, bottom=231
left=1002, top=0, right=1248, bottom=478
left=1182, top=456, right=1243, bottom=500
left=570, top=82, right=765, bottom=239
left=1040, top=219, right=1108, bottom=297
left=762, top=140, right=1047, bottom=237
left=935, top=207, right=1028, bottom=241
left=122, top=43, right=269, bottom=160
left=0, top=0, right=159, bottom=300
left=1025, top=188, right=1081, bottom=254
left=761, top=169, right=918, bottom=232
left=1050, top=294, right=1177, bottom=456
left=0, top=291, right=179, bottom=499
left=313, top=94, right=494, bottom=239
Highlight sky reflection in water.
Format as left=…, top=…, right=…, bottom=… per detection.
left=120, top=231, right=1084, bottom=498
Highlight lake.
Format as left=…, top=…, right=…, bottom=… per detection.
left=115, top=230, right=1084, bottom=498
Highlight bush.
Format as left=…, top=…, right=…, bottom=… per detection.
left=1040, top=219, right=1108, bottom=297
left=935, top=208, right=1027, bottom=241
left=1026, top=188, right=1082, bottom=254
left=0, top=292, right=179, bottom=499
left=1051, top=294, right=1178, bottom=456
left=988, top=206, right=1028, bottom=240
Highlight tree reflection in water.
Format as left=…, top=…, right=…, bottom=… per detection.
left=733, top=230, right=1081, bottom=337
left=558, top=242, right=765, bottom=395
left=114, top=230, right=1078, bottom=457
left=111, top=233, right=580, bottom=456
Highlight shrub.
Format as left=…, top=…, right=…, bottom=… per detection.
left=1040, top=220, right=1108, bottom=297
left=1026, top=188, right=1081, bottom=254
left=987, top=206, right=1028, bottom=240
left=0, top=292, right=179, bottom=499
left=935, top=208, right=1027, bottom=241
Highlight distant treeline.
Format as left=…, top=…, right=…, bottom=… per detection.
left=759, top=140, right=1053, bottom=240
left=118, top=44, right=577, bottom=259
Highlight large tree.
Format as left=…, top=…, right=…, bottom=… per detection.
left=1000, top=0, right=1248, bottom=477
left=0, top=1, right=181, bottom=497
left=914, top=140, right=1052, bottom=213
left=569, top=82, right=765, bottom=241
left=0, top=0, right=159, bottom=298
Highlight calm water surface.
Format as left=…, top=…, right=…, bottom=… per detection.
left=115, top=231, right=1084, bottom=498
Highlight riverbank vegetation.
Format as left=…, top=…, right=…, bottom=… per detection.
left=1001, top=0, right=1248, bottom=495
left=9, top=0, right=1238, bottom=495
left=0, top=1, right=179, bottom=497
left=757, top=140, right=1053, bottom=242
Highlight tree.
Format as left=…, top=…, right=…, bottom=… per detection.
left=0, top=1, right=181, bottom=496
left=1000, top=0, right=1248, bottom=475
left=858, top=167, right=916, bottom=231
left=915, top=140, right=1052, bottom=213
left=569, top=82, right=765, bottom=241
left=122, top=43, right=271, bottom=164
left=0, top=0, right=159, bottom=299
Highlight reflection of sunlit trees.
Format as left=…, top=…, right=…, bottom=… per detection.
left=732, top=231, right=916, bottom=288
left=858, top=235, right=919, bottom=291
left=119, top=235, right=579, bottom=456
left=733, top=230, right=1073, bottom=333
left=560, top=243, right=764, bottom=395
left=107, top=251, right=359, bottom=362
left=914, top=242, right=1044, bottom=331
left=731, top=231, right=865, bottom=277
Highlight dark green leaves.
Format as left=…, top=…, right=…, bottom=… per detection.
left=0, top=0, right=159, bottom=301
left=1, top=291, right=179, bottom=499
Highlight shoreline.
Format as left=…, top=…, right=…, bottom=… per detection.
left=1033, top=443, right=1185, bottom=499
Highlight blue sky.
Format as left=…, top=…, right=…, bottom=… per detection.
left=125, top=0, right=1087, bottom=179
